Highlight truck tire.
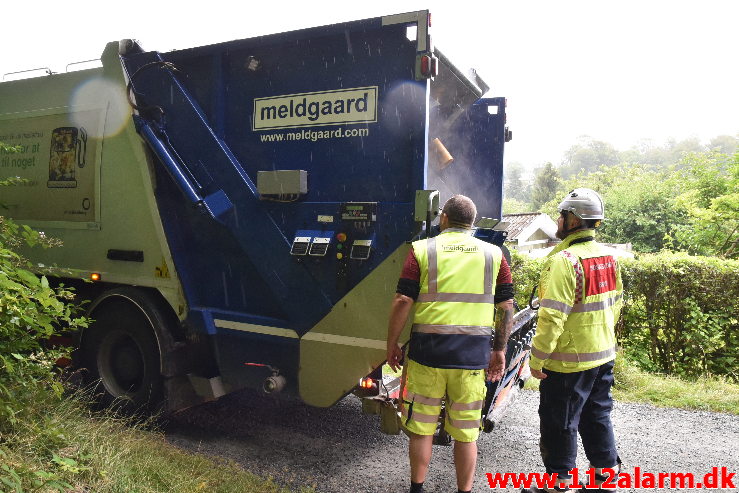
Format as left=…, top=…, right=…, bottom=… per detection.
left=81, top=289, right=165, bottom=414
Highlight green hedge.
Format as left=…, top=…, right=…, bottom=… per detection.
left=620, top=253, right=738, bottom=380
left=509, top=249, right=739, bottom=381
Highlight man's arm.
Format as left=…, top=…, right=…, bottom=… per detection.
left=488, top=299, right=514, bottom=382
left=386, top=249, right=421, bottom=371
left=387, top=293, right=414, bottom=371
left=529, top=255, right=574, bottom=379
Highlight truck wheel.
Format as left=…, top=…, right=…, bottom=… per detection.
left=82, top=293, right=164, bottom=414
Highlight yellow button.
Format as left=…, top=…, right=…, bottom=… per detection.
left=336, top=252, right=343, bottom=260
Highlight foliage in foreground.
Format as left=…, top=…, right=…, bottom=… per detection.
left=0, top=217, right=88, bottom=428
left=0, top=388, right=315, bottom=492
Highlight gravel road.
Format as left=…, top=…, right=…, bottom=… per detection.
left=164, top=389, right=738, bottom=493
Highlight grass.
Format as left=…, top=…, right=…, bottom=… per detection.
left=0, top=387, right=315, bottom=493
left=522, top=354, right=739, bottom=415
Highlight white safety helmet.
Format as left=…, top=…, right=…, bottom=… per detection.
left=558, top=188, right=605, bottom=220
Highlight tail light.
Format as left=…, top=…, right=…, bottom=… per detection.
left=354, top=377, right=380, bottom=397
left=420, top=55, right=438, bottom=78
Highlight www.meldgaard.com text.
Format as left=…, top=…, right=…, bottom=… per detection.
left=259, top=127, right=369, bottom=143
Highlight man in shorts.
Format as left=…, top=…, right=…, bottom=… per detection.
left=386, top=195, right=514, bottom=493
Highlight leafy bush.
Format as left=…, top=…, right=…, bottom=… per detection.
left=619, top=252, right=739, bottom=380
left=0, top=213, right=87, bottom=429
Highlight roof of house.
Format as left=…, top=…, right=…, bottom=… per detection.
left=502, top=212, right=557, bottom=241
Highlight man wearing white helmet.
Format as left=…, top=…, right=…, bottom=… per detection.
left=522, top=188, right=623, bottom=493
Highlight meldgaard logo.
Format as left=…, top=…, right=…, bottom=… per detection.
left=253, top=87, right=378, bottom=131
left=442, top=245, right=480, bottom=253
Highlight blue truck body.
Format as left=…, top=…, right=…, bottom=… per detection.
left=0, top=11, right=527, bottom=419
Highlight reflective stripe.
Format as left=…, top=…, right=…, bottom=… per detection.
left=215, top=319, right=299, bottom=339
left=449, top=400, right=483, bottom=411
left=549, top=346, right=617, bottom=363
left=412, top=324, right=492, bottom=336
left=540, top=294, right=622, bottom=315
left=530, top=346, right=551, bottom=361
left=427, top=237, right=438, bottom=294
left=539, top=298, right=573, bottom=315
left=401, top=406, right=439, bottom=423
left=571, top=294, right=622, bottom=313
left=416, top=293, right=495, bottom=303
left=301, top=332, right=386, bottom=350
left=483, top=247, right=493, bottom=295
left=404, top=391, right=443, bottom=407
left=447, top=417, right=481, bottom=429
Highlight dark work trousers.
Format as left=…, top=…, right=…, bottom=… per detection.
left=538, top=360, right=618, bottom=479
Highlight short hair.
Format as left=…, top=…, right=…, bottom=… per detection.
left=442, top=195, right=477, bottom=228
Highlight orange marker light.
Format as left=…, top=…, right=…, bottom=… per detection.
left=359, top=377, right=375, bottom=389
left=336, top=232, right=347, bottom=242
left=90, top=273, right=101, bottom=282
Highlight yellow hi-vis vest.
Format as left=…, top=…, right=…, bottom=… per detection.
left=529, top=229, right=623, bottom=373
left=408, top=228, right=503, bottom=369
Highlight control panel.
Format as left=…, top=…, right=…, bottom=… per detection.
left=289, top=201, right=380, bottom=297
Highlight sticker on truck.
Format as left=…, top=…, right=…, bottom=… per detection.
left=0, top=109, right=101, bottom=224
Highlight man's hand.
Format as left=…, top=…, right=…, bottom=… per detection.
left=530, top=368, right=547, bottom=379
left=387, top=344, right=404, bottom=372
left=486, top=350, right=506, bottom=382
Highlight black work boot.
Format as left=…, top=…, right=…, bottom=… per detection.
left=409, top=481, right=424, bottom=493
left=587, top=463, right=622, bottom=492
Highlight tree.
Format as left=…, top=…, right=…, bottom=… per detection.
left=504, top=161, right=530, bottom=202
left=560, top=136, right=620, bottom=178
left=502, top=197, right=532, bottom=214
left=673, top=152, right=739, bottom=258
left=596, top=166, right=689, bottom=253
left=539, top=163, right=690, bottom=253
left=708, top=135, right=738, bottom=156
left=620, top=138, right=673, bottom=166
left=530, top=162, right=562, bottom=211
left=666, top=136, right=705, bottom=163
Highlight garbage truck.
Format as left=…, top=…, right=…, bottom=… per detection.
left=0, top=10, right=535, bottom=430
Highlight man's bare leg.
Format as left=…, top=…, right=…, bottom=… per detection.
left=453, top=439, right=477, bottom=491
left=409, top=432, right=434, bottom=483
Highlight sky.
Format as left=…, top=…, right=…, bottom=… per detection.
left=1, top=0, right=736, bottom=169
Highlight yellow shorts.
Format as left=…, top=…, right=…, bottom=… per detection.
left=400, top=359, right=486, bottom=442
